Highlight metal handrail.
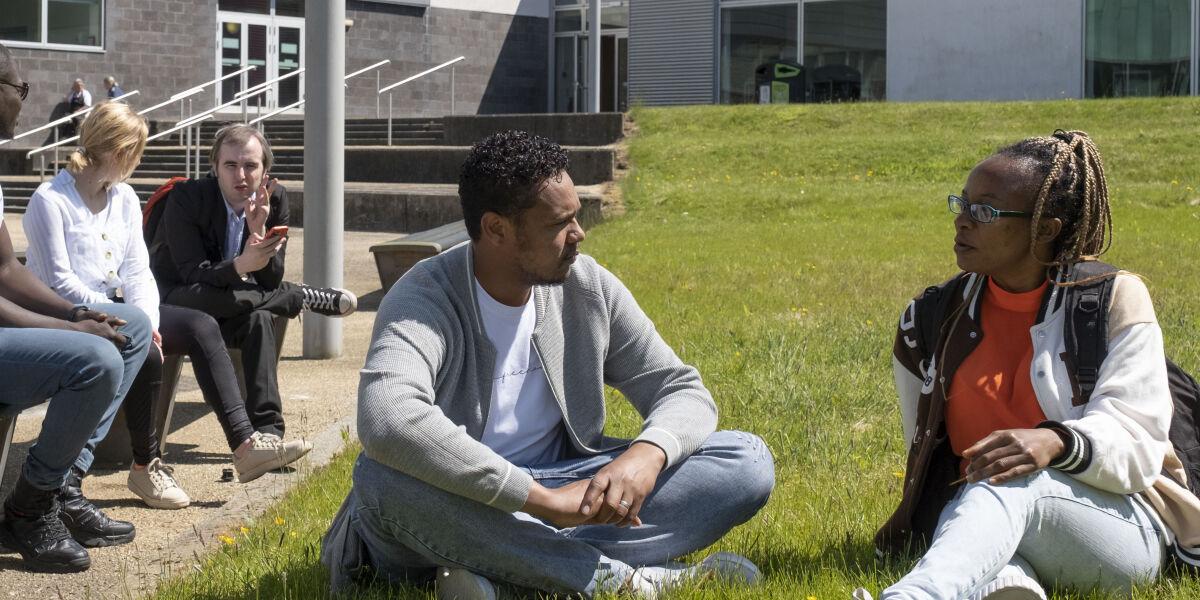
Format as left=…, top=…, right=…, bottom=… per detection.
left=169, top=65, right=256, bottom=101
left=0, top=90, right=141, bottom=147
left=144, top=114, right=215, bottom=179
left=137, top=87, right=204, bottom=118
left=249, top=60, right=392, bottom=126
left=249, top=99, right=304, bottom=125
left=378, top=56, right=465, bottom=145
left=235, top=67, right=304, bottom=101
left=147, top=113, right=214, bottom=142
left=378, top=56, right=465, bottom=94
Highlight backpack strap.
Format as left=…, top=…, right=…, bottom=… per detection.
left=914, top=272, right=969, bottom=362
left=1063, top=261, right=1120, bottom=403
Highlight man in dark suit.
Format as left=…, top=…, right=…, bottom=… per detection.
left=149, top=124, right=356, bottom=438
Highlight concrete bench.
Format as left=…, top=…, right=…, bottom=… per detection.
left=369, top=221, right=470, bottom=291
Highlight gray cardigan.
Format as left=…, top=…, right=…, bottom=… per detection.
left=357, top=242, right=718, bottom=513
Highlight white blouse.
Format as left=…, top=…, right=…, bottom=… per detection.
left=22, top=169, right=160, bottom=330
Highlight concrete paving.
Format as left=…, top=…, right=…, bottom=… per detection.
left=0, top=212, right=394, bottom=598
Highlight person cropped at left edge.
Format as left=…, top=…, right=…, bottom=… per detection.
left=23, top=102, right=315, bottom=511
left=321, top=130, right=775, bottom=600
left=0, top=42, right=148, bottom=572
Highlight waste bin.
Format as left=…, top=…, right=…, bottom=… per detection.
left=755, top=61, right=806, bottom=104
left=810, top=65, right=862, bottom=102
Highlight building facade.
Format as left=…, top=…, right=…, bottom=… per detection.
left=2, top=0, right=1196, bottom=141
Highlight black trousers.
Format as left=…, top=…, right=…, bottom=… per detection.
left=125, top=304, right=259, bottom=460
left=162, top=281, right=304, bottom=437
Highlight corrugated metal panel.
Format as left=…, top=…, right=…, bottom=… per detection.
left=629, top=0, right=716, bottom=106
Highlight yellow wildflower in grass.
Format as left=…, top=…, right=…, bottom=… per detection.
left=893, top=472, right=904, bottom=478
left=220, top=535, right=236, bottom=545
left=240, top=526, right=250, bottom=534
left=274, top=517, right=285, bottom=526
left=1172, top=180, right=1178, bottom=184
left=290, top=531, right=297, bottom=537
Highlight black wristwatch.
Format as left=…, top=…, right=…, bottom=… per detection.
left=67, top=305, right=90, bottom=322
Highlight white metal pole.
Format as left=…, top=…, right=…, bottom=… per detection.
left=185, top=124, right=192, bottom=179
left=450, top=66, right=456, bottom=115
left=302, top=0, right=346, bottom=357
left=588, top=0, right=600, bottom=112
left=388, top=93, right=393, bottom=146
left=376, top=70, right=381, bottom=118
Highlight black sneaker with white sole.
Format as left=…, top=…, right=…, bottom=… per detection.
left=300, top=284, right=357, bottom=317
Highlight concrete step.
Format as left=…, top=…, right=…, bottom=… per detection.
left=344, top=145, right=616, bottom=186
left=1, top=176, right=604, bottom=234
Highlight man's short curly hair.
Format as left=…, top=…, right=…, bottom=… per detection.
left=458, top=130, right=569, bottom=240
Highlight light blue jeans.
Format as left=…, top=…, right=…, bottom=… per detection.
left=883, top=468, right=1166, bottom=600
left=346, top=430, right=774, bottom=596
left=0, top=303, right=150, bottom=490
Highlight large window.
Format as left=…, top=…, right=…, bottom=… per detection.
left=0, top=0, right=104, bottom=50
left=720, top=4, right=798, bottom=104
left=803, top=0, right=885, bottom=101
left=719, top=0, right=886, bottom=104
left=1086, top=0, right=1192, bottom=97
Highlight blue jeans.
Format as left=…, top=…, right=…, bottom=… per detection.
left=343, top=430, right=774, bottom=596
left=0, top=303, right=150, bottom=490
left=883, top=468, right=1166, bottom=600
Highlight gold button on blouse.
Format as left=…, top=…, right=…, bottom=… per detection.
left=102, top=233, right=108, bottom=240
left=105, top=252, right=112, bottom=260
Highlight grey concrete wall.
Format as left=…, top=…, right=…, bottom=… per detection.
left=6, top=0, right=216, bottom=147
left=343, top=146, right=613, bottom=185
left=442, top=112, right=623, bottom=146
left=887, top=0, right=1084, bottom=102
left=344, top=2, right=548, bottom=119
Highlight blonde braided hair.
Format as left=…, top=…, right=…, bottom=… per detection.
left=997, top=130, right=1113, bottom=266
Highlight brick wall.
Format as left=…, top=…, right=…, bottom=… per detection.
left=4, top=1, right=547, bottom=145
left=344, top=2, right=548, bottom=118
left=7, top=0, right=215, bottom=145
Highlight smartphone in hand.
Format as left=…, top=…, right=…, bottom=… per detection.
left=265, top=225, right=289, bottom=241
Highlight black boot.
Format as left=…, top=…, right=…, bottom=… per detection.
left=58, top=466, right=135, bottom=547
left=0, top=473, right=91, bottom=572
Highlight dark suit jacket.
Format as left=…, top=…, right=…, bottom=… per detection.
left=149, top=175, right=288, bottom=296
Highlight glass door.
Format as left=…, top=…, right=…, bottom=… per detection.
left=600, top=32, right=628, bottom=112
left=554, top=35, right=589, bottom=112
left=216, top=12, right=305, bottom=113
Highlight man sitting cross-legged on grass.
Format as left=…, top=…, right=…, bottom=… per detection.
left=322, top=130, right=775, bottom=599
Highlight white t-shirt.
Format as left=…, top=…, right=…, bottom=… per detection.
left=475, top=278, right=564, bottom=466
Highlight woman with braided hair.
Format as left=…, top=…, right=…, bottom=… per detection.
left=855, top=131, right=1195, bottom=599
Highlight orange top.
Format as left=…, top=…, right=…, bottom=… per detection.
left=946, top=279, right=1049, bottom=474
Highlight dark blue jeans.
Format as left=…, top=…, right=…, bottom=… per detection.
left=0, top=303, right=150, bottom=490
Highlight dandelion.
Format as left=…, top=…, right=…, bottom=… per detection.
left=290, top=531, right=297, bottom=537
left=725, top=174, right=731, bottom=180
left=1172, top=180, right=1179, bottom=184
left=791, top=307, right=798, bottom=312
left=735, top=351, right=742, bottom=357
left=274, top=517, right=285, bottom=526
left=867, top=320, right=873, bottom=325
left=240, top=526, right=250, bottom=534
left=1188, top=186, right=1194, bottom=191
left=809, top=596, right=818, bottom=600
left=220, top=535, right=236, bottom=545
left=892, top=471, right=904, bottom=478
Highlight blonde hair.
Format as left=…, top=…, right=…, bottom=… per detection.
left=67, top=101, right=148, bottom=182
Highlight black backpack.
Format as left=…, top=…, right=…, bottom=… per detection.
left=916, top=263, right=1200, bottom=495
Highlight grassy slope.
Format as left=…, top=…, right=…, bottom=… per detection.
left=152, top=97, right=1200, bottom=599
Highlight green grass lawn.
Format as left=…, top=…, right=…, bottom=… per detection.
left=152, top=97, right=1200, bottom=599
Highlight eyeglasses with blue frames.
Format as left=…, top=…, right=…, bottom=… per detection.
left=948, top=194, right=1034, bottom=224
left=0, top=79, right=29, bottom=101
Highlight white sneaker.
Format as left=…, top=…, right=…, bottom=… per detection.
left=127, top=457, right=190, bottom=509
left=234, top=431, right=313, bottom=483
left=436, top=567, right=497, bottom=600
left=970, top=573, right=1047, bottom=600
left=633, top=551, right=763, bottom=594
left=852, top=587, right=875, bottom=600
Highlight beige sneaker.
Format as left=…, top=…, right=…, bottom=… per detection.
left=233, top=431, right=313, bottom=483
left=127, top=457, right=190, bottom=509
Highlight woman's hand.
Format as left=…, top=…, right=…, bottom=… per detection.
left=152, top=330, right=164, bottom=363
left=962, top=428, right=1065, bottom=485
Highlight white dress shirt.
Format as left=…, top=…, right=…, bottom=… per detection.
left=22, top=169, right=160, bottom=330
